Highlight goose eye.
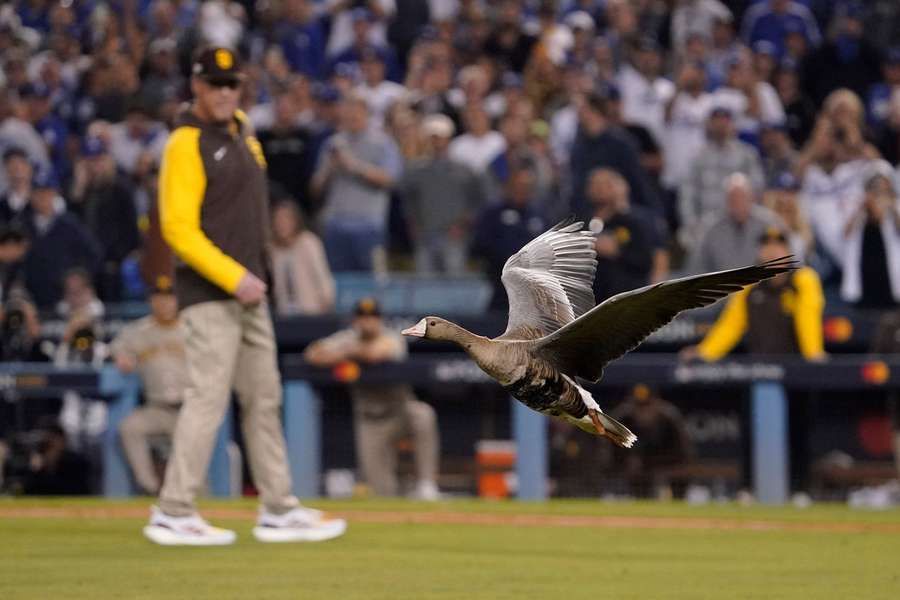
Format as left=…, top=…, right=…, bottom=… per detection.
left=429, top=321, right=436, bottom=326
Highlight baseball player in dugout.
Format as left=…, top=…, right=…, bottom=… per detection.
left=142, top=47, right=346, bottom=546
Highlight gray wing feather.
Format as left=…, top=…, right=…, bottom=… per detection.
left=499, top=217, right=597, bottom=339
left=533, top=256, right=799, bottom=381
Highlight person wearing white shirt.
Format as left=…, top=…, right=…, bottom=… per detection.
left=840, top=161, right=900, bottom=308
left=711, top=53, right=784, bottom=141
left=670, top=0, right=733, bottom=53
left=662, top=61, right=714, bottom=189
left=616, top=38, right=675, bottom=147
left=108, top=103, right=169, bottom=178
left=355, top=48, right=406, bottom=126
left=447, top=103, right=506, bottom=174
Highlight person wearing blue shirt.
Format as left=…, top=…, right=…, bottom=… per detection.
left=326, top=9, right=401, bottom=82
left=21, top=83, right=69, bottom=183
left=472, top=161, right=547, bottom=311
left=276, top=0, right=328, bottom=79
left=867, top=47, right=900, bottom=130
left=740, top=0, right=821, bottom=59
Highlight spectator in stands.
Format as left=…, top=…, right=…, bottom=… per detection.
left=0, top=225, right=28, bottom=302
left=401, top=114, right=484, bottom=275
left=840, top=161, right=900, bottom=309
left=311, top=92, right=402, bottom=273
left=484, top=0, right=538, bottom=74
left=22, top=169, right=100, bottom=308
left=326, top=3, right=396, bottom=60
left=0, top=88, right=49, bottom=196
left=669, top=0, right=732, bottom=54
left=329, top=9, right=399, bottom=83
left=138, top=38, right=183, bottom=118
left=711, top=51, right=785, bottom=143
left=57, top=267, right=104, bottom=349
left=257, top=87, right=316, bottom=211
left=681, top=226, right=825, bottom=362
left=448, top=102, right=506, bottom=175
left=586, top=168, right=658, bottom=302
left=761, top=172, right=814, bottom=260
left=0, top=148, right=33, bottom=224
left=773, top=67, right=816, bottom=147
left=868, top=48, right=900, bottom=133
left=0, top=286, right=41, bottom=363
left=570, top=90, right=660, bottom=220
left=304, top=297, right=441, bottom=500
left=108, top=101, right=169, bottom=179
left=875, top=89, right=900, bottom=166
left=740, top=0, right=821, bottom=59
left=662, top=61, right=713, bottom=196
left=68, top=136, right=140, bottom=301
left=610, top=383, right=693, bottom=498
left=356, top=47, right=406, bottom=127
left=617, top=37, right=674, bottom=148
left=759, top=122, right=798, bottom=188
left=21, top=82, right=68, bottom=179
left=112, top=278, right=187, bottom=495
left=472, top=161, right=547, bottom=310
left=270, top=200, right=335, bottom=317
left=800, top=4, right=881, bottom=106
left=678, top=107, right=764, bottom=247
left=276, top=0, right=327, bottom=79
left=686, top=173, right=783, bottom=274
left=707, top=13, right=741, bottom=88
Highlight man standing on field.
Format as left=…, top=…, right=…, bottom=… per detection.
left=143, top=47, right=346, bottom=546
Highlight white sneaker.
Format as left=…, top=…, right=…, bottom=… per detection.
left=252, top=505, right=347, bottom=543
left=412, top=480, right=441, bottom=501
left=143, top=506, right=236, bottom=546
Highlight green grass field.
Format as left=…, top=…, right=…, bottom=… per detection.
left=2, top=498, right=899, bottom=600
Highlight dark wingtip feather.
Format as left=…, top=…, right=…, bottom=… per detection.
left=552, top=215, right=582, bottom=231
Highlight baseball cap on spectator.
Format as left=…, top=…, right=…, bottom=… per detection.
left=597, top=81, right=621, bottom=102
left=333, top=62, right=359, bottom=81
left=359, top=47, right=386, bottom=64
left=422, top=114, right=455, bottom=138
left=312, top=82, right=341, bottom=104
left=353, top=297, right=382, bottom=317
left=565, top=11, right=595, bottom=33
left=2, top=147, right=28, bottom=163
left=635, top=36, right=660, bottom=54
left=152, top=274, right=175, bottom=295
left=500, top=71, right=523, bottom=89
left=783, top=19, right=806, bottom=36
left=19, top=81, right=51, bottom=99
left=758, top=226, right=789, bottom=246
left=709, top=105, right=733, bottom=119
left=752, top=40, right=778, bottom=57
left=770, top=172, right=800, bottom=191
left=351, top=7, right=377, bottom=23
left=32, top=168, right=59, bottom=190
left=81, top=136, right=107, bottom=158
left=192, top=46, right=244, bottom=85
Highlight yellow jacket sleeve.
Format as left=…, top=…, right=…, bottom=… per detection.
left=158, top=127, right=247, bottom=294
left=697, top=287, right=750, bottom=361
left=792, top=268, right=825, bottom=359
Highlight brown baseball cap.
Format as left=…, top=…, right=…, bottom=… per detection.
left=192, top=46, right=244, bottom=85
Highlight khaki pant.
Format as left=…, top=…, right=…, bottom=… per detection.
left=354, top=396, right=439, bottom=496
left=120, top=404, right=180, bottom=494
left=159, top=300, right=298, bottom=516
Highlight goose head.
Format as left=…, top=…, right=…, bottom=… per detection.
left=401, top=317, right=461, bottom=342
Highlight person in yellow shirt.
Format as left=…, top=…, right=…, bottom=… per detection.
left=681, top=227, right=826, bottom=362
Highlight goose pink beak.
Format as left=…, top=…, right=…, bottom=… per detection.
left=401, top=318, right=427, bottom=337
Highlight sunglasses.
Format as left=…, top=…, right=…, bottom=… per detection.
left=204, top=78, right=241, bottom=90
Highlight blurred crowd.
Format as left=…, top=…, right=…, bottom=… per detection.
left=2, top=0, right=900, bottom=497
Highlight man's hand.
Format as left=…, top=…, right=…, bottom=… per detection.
left=234, top=271, right=267, bottom=306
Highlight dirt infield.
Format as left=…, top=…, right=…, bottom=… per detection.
left=2, top=505, right=899, bottom=534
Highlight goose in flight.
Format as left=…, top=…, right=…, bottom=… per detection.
left=402, top=218, right=797, bottom=447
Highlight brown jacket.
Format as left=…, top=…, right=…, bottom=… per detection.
left=158, top=108, right=269, bottom=309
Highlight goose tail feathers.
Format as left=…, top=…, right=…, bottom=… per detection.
left=596, top=412, right=637, bottom=448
